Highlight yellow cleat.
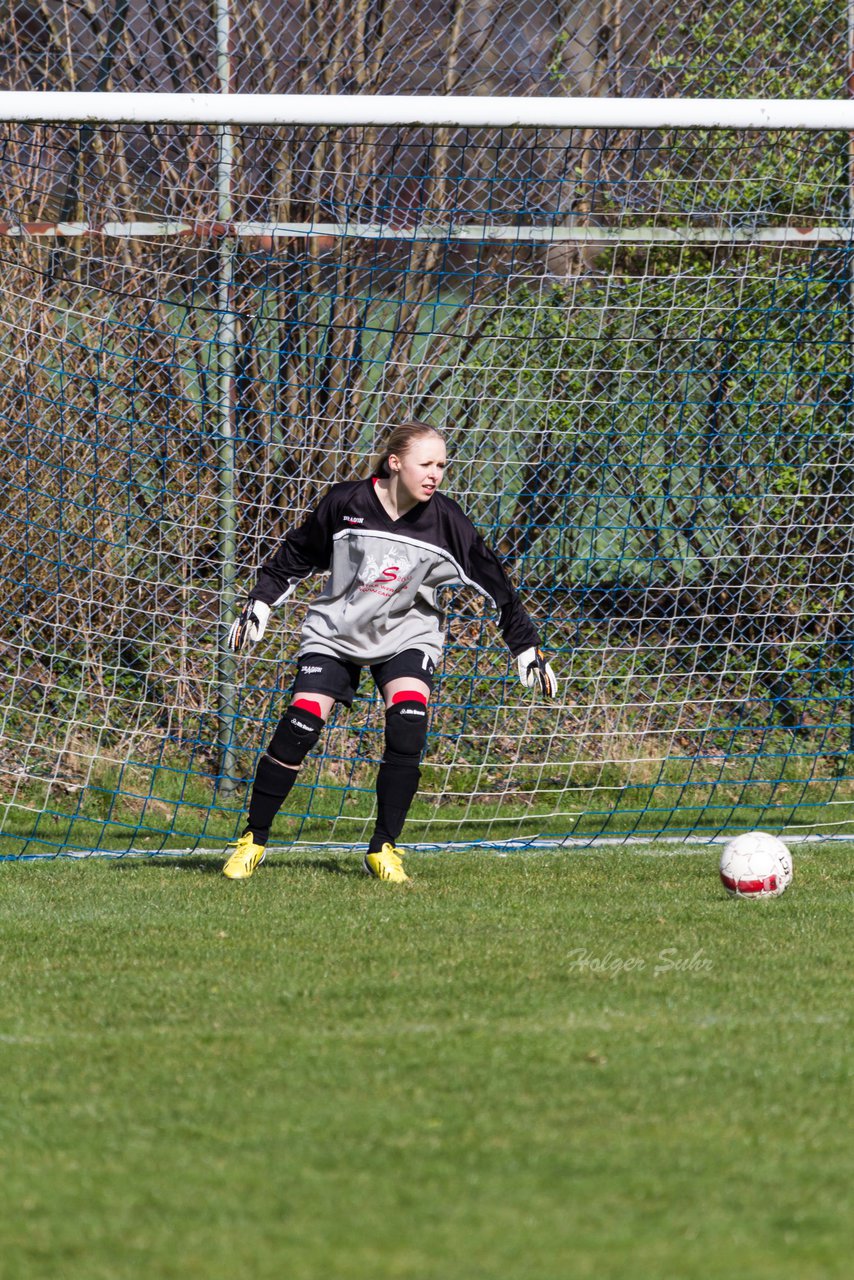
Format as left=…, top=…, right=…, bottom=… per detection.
left=363, top=843, right=410, bottom=883
left=223, top=832, right=267, bottom=880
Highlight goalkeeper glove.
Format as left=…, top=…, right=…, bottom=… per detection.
left=516, top=646, right=558, bottom=698
left=227, top=599, right=271, bottom=652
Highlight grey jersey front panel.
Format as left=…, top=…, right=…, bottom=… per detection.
left=251, top=478, right=540, bottom=663
left=299, top=529, right=463, bottom=664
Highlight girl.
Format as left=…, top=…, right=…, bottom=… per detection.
left=224, top=421, right=557, bottom=882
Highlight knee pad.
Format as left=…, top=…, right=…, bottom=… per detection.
left=383, top=699, right=429, bottom=766
left=268, top=704, right=325, bottom=766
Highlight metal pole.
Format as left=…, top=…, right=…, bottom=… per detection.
left=848, top=0, right=854, bottom=754
left=216, top=0, right=239, bottom=792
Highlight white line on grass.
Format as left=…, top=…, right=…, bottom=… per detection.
left=7, top=831, right=854, bottom=860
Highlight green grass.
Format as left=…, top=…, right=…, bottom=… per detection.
left=0, top=845, right=851, bottom=1280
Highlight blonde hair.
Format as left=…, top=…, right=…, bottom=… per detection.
left=372, top=421, right=445, bottom=478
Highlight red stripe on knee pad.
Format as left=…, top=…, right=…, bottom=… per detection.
left=391, top=689, right=428, bottom=706
left=293, top=697, right=323, bottom=717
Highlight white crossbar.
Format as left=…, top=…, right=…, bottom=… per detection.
left=0, top=92, right=853, bottom=131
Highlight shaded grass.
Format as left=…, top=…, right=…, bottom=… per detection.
left=0, top=845, right=851, bottom=1279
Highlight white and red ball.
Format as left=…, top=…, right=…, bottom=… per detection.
left=719, top=831, right=793, bottom=899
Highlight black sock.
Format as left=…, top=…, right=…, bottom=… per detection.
left=368, top=761, right=421, bottom=853
left=245, top=753, right=299, bottom=845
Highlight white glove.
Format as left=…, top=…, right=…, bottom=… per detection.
left=227, top=599, right=271, bottom=652
left=516, top=646, right=558, bottom=698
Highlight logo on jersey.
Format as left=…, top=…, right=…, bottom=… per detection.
left=343, top=515, right=364, bottom=524
left=358, top=549, right=414, bottom=597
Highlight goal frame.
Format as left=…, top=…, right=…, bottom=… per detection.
left=1, top=92, right=852, bottom=853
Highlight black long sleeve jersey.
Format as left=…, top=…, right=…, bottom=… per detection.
left=249, top=478, right=540, bottom=666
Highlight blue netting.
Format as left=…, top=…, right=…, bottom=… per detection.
left=1, top=119, right=852, bottom=856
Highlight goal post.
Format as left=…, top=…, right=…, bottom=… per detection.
left=1, top=93, right=852, bottom=857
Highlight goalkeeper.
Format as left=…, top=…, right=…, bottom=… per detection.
left=223, top=421, right=557, bottom=883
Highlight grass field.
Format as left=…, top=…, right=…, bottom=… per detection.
left=1, top=842, right=851, bottom=1280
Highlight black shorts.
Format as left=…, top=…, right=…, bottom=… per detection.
left=292, top=649, right=436, bottom=707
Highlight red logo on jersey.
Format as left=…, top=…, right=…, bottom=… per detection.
left=357, top=551, right=414, bottom=597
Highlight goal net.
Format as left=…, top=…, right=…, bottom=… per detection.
left=1, top=93, right=852, bottom=856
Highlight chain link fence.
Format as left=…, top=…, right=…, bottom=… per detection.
left=1, top=1, right=848, bottom=99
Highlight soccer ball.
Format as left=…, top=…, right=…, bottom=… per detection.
left=719, top=831, right=793, bottom=899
